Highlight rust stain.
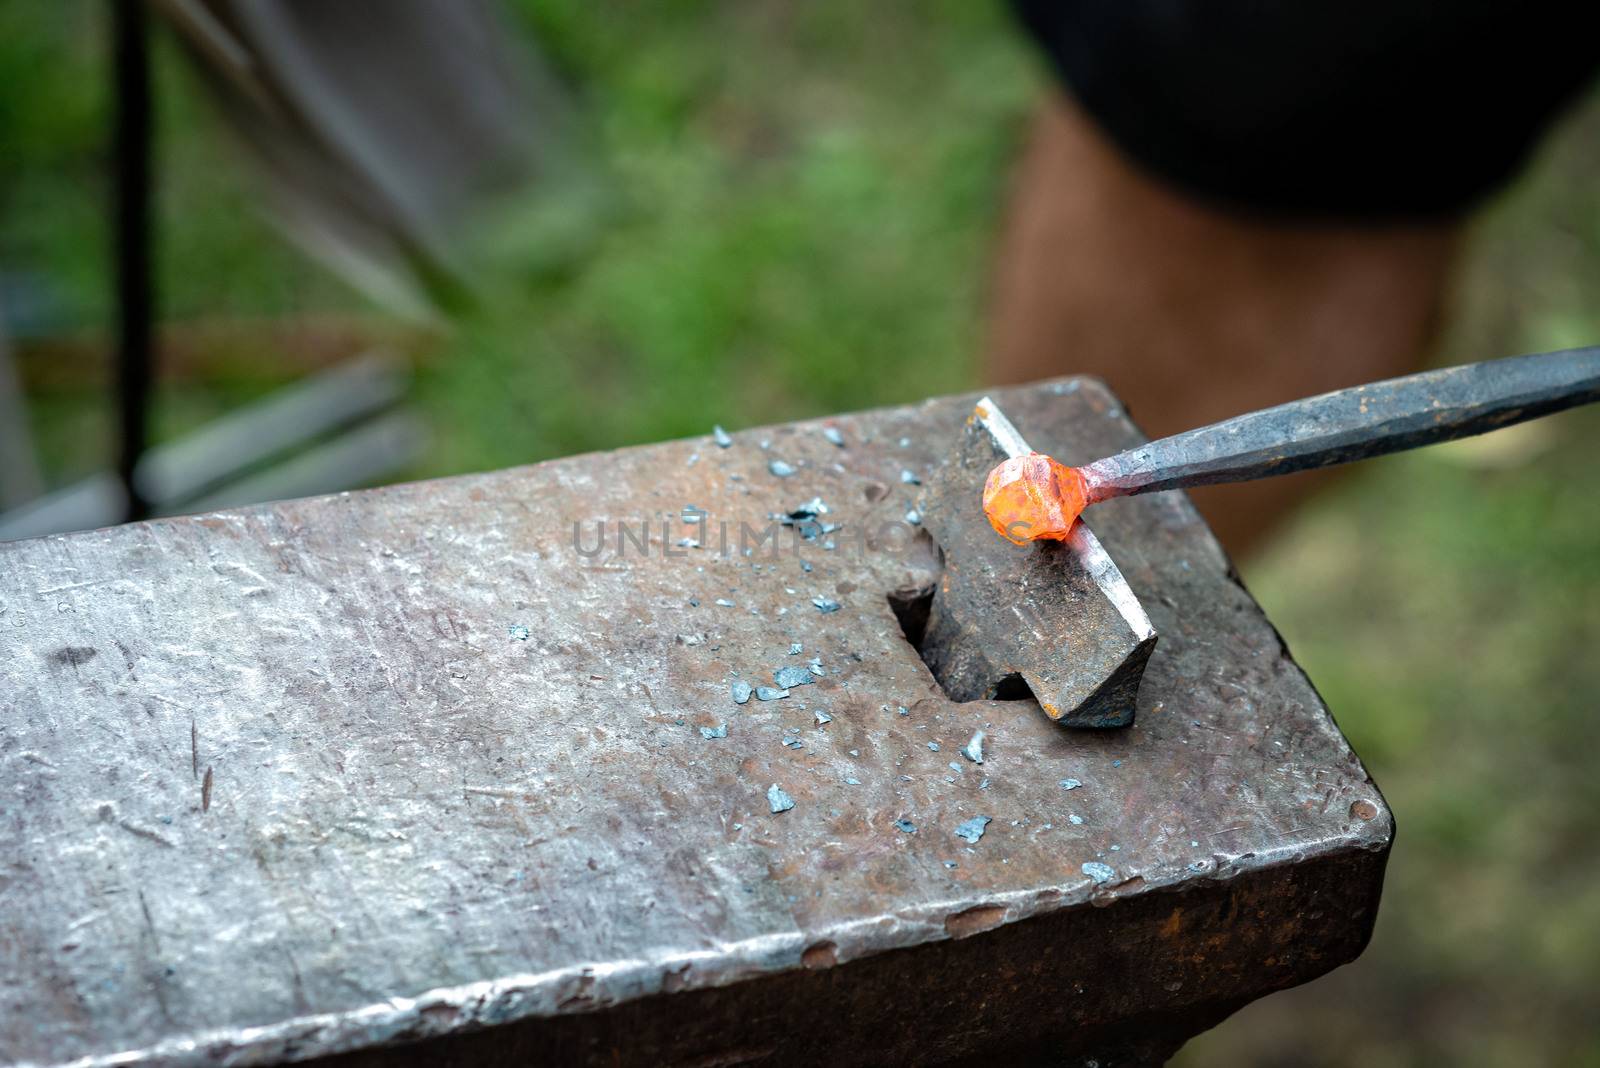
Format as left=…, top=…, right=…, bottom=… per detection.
left=201, top=766, right=214, bottom=813
left=1349, top=799, right=1379, bottom=821
left=800, top=941, right=838, bottom=970
left=944, top=904, right=1006, bottom=940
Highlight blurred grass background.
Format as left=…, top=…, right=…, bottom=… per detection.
left=4, top=2, right=1599, bottom=1063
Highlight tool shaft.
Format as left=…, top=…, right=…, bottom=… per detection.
left=1079, top=346, right=1600, bottom=499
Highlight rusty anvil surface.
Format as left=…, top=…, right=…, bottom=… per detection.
left=0, top=378, right=1392, bottom=1068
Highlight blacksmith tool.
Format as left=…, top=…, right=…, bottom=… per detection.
left=923, top=345, right=1600, bottom=731
left=985, top=345, right=1600, bottom=545
left=916, top=400, right=1156, bottom=729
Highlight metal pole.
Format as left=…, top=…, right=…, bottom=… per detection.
left=112, top=0, right=153, bottom=522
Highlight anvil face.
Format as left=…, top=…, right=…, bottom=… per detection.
left=914, top=399, right=1156, bottom=729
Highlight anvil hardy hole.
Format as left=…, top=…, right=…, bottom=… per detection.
left=991, top=673, right=1033, bottom=701
left=886, top=585, right=933, bottom=648
left=886, top=536, right=1037, bottom=704
left=885, top=528, right=942, bottom=648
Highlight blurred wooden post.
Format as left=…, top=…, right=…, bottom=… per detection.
left=0, top=315, right=44, bottom=509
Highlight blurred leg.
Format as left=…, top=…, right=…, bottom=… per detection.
left=985, top=93, right=1461, bottom=556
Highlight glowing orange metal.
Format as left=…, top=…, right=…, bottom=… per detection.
left=981, top=452, right=1091, bottom=545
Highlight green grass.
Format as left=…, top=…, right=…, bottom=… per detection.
left=1177, top=95, right=1600, bottom=1067
left=7, top=3, right=1600, bottom=1064
left=4, top=1, right=1036, bottom=478
left=416, top=0, right=1035, bottom=472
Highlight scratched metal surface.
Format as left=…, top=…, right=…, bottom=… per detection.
left=0, top=378, right=1392, bottom=1067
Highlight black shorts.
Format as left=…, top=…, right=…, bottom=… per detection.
left=1011, top=1, right=1600, bottom=220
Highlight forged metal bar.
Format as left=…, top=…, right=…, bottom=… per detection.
left=916, top=398, right=1155, bottom=729
left=974, top=399, right=1153, bottom=650
left=1080, top=346, right=1600, bottom=500
left=0, top=355, right=416, bottom=542
left=0, top=378, right=1391, bottom=1067
left=185, top=408, right=426, bottom=512
left=973, top=394, right=1030, bottom=458
left=136, top=353, right=408, bottom=505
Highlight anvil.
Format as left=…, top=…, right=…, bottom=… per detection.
left=0, top=377, right=1391, bottom=1067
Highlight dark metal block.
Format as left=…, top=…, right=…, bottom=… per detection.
left=916, top=397, right=1156, bottom=728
